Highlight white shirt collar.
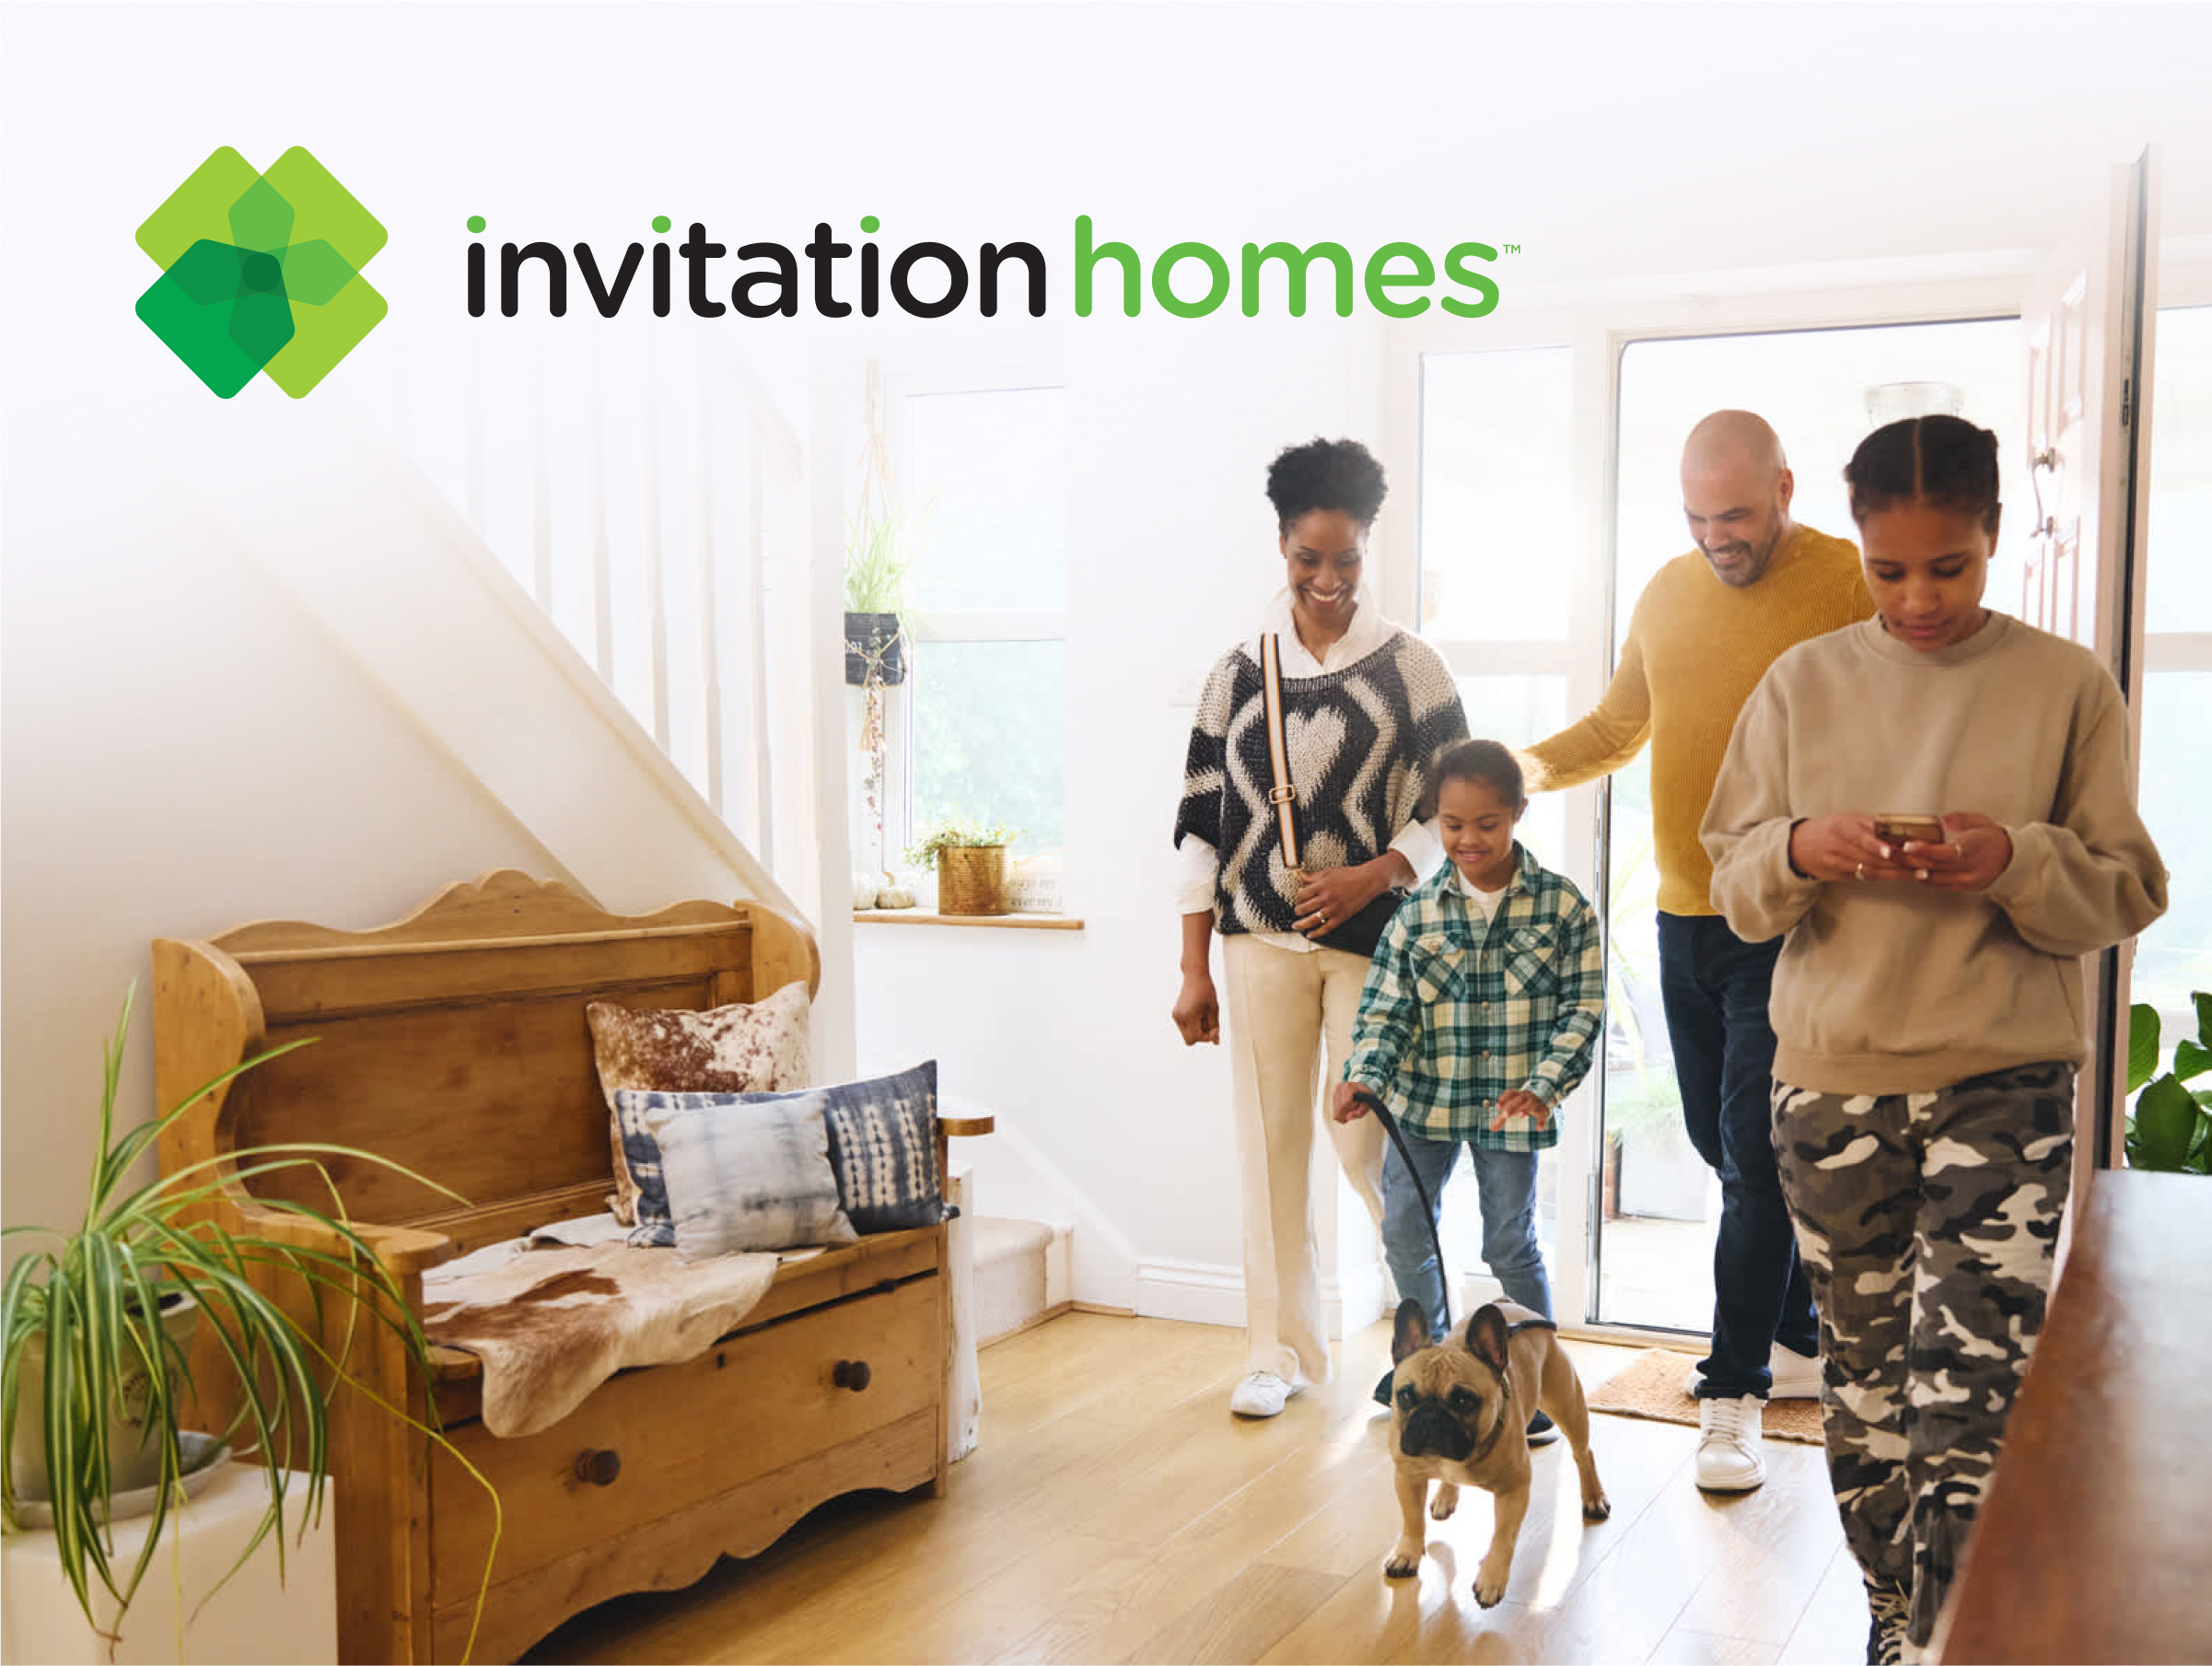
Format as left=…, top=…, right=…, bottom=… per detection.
left=1453, top=845, right=1523, bottom=901
left=1252, top=583, right=1396, bottom=676
left=1455, top=865, right=1509, bottom=900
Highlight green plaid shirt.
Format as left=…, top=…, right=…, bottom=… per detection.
left=1344, top=845, right=1603, bottom=1148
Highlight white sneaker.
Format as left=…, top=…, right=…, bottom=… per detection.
left=1682, top=1342, right=1823, bottom=1400
left=1694, top=1393, right=1766, bottom=1492
left=1768, top=1344, right=1822, bottom=1399
left=1228, top=1370, right=1302, bottom=1418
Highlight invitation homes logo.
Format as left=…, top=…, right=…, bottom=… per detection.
left=136, top=147, right=388, bottom=398
left=465, top=217, right=1508, bottom=322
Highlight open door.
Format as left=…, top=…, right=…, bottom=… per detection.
left=2019, top=146, right=2162, bottom=1189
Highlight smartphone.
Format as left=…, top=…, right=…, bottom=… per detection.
left=1873, top=813, right=1945, bottom=846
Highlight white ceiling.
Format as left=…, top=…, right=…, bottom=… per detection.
left=12, top=1, right=2212, bottom=311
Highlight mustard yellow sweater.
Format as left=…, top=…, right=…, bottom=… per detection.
left=1526, top=525, right=1869, bottom=916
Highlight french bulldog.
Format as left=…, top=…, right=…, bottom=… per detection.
left=1384, top=1296, right=1611, bottom=1607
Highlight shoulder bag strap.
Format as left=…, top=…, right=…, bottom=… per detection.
left=1260, top=633, right=1300, bottom=874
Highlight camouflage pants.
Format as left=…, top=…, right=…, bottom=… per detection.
left=1770, top=1061, right=2075, bottom=1649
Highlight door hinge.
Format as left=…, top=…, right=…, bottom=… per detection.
left=2121, top=378, right=2133, bottom=426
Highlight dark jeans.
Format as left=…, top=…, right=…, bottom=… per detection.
left=1657, top=911, right=1819, bottom=1398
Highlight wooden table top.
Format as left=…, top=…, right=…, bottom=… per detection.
left=1938, top=1168, right=2212, bottom=1664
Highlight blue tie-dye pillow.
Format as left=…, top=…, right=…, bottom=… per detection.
left=612, top=1060, right=949, bottom=1245
left=641, top=1091, right=857, bottom=1258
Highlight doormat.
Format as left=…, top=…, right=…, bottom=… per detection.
left=1586, top=1349, right=1825, bottom=1445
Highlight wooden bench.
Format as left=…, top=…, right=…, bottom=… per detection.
left=1937, top=1169, right=2212, bottom=1663
left=153, top=871, right=986, bottom=1663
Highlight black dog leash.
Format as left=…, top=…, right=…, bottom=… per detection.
left=1349, top=1086, right=1452, bottom=1327
left=1350, top=1087, right=1563, bottom=1349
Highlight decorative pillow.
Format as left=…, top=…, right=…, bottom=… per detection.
left=644, top=1092, right=857, bottom=1259
left=816, top=1060, right=948, bottom=1234
left=612, top=1061, right=949, bottom=1242
left=586, top=982, right=811, bottom=1223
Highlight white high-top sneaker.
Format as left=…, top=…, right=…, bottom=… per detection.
left=1694, top=1392, right=1766, bottom=1491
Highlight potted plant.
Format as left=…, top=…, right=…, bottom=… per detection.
left=910, top=819, right=1019, bottom=916
left=2127, top=993, right=2212, bottom=1173
left=842, top=495, right=931, bottom=688
left=0, top=986, right=485, bottom=1653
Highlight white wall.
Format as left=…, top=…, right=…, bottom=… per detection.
left=1, top=391, right=820, bottom=1247
left=0, top=487, right=561, bottom=1241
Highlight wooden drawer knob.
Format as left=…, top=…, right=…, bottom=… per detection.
left=832, top=1358, right=872, bottom=1392
left=574, top=1448, right=622, bottom=1486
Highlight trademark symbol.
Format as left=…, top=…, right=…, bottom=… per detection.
left=1502, top=243, right=1523, bottom=254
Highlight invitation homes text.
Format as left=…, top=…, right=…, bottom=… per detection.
left=466, top=216, right=1511, bottom=321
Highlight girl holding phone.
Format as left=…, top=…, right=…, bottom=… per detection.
left=1702, top=414, right=2167, bottom=1663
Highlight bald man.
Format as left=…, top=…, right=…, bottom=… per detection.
left=1525, top=412, right=1870, bottom=1493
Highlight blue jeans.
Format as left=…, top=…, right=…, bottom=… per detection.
left=1380, top=1131, right=1552, bottom=1344
left=1657, top=911, right=1820, bottom=1398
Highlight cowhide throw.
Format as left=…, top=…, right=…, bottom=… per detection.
left=423, top=1242, right=777, bottom=1437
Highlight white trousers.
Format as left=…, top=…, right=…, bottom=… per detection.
left=1222, top=934, right=1387, bottom=1383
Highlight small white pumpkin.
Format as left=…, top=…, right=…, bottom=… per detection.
left=852, top=873, right=880, bottom=911
left=874, top=882, right=917, bottom=910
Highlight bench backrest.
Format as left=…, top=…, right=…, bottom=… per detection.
left=153, top=870, right=818, bottom=1253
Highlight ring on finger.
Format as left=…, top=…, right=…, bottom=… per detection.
left=1855, top=860, right=1867, bottom=880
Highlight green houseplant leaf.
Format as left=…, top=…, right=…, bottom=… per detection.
left=907, top=817, right=1019, bottom=867
left=0, top=985, right=500, bottom=1658
left=2129, top=1002, right=2161, bottom=1094
left=2175, top=1039, right=2212, bottom=1083
left=2134, top=1076, right=2202, bottom=1171
left=842, top=490, right=938, bottom=618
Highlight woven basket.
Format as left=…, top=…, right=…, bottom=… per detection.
left=937, top=845, right=1010, bottom=915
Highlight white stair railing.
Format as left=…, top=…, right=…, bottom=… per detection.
left=382, top=323, right=814, bottom=903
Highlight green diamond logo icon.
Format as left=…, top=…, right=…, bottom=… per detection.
left=135, top=146, right=387, bottom=398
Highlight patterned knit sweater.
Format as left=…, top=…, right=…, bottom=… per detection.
left=1175, top=630, right=1468, bottom=938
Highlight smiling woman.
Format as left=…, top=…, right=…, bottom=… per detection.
left=1170, top=437, right=1469, bottom=1421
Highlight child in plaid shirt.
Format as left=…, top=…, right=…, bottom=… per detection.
left=1332, top=740, right=1604, bottom=1417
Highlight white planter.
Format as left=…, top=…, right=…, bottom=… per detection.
left=7, top=1294, right=201, bottom=1509
left=0, top=1461, right=335, bottom=1664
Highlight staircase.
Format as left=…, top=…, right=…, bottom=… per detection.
left=380, top=325, right=821, bottom=919
left=363, top=334, right=1090, bottom=1332
left=950, top=1159, right=1070, bottom=1354
left=969, top=1200, right=1072, bottom=1346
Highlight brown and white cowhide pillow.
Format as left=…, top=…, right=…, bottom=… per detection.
left=586, top=982, right=811, bottom=1223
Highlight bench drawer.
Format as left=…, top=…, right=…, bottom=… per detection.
left=429, top=1270, right=941, bottom=1608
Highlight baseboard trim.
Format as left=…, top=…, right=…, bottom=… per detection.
left=979, top=1300, right=1074, bottom=1349
left=1135, top=1259, right=1364, bottom=1338
left=1135, top=1258, right=1245, bottom=1329
left=1068, top=1300, right=1136, bottom=1318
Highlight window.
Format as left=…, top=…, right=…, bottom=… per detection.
left=868, top=381, right=1067, bottom=881
left=2134, top=305, right=2212, bottom=1022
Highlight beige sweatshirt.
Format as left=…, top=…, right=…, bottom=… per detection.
left=1702, top=612, right=2168, bottom=1096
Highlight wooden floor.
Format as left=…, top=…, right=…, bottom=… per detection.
left=524, top=1313, right=1868, bottom=1665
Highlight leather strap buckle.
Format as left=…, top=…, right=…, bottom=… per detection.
left=1267, top=784, right=1296, bottom=806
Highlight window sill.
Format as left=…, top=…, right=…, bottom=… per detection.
left=853, top=910, right=1084, bottom=933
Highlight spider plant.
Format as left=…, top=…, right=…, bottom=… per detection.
left=0, top=985, right=483, bottom=1653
